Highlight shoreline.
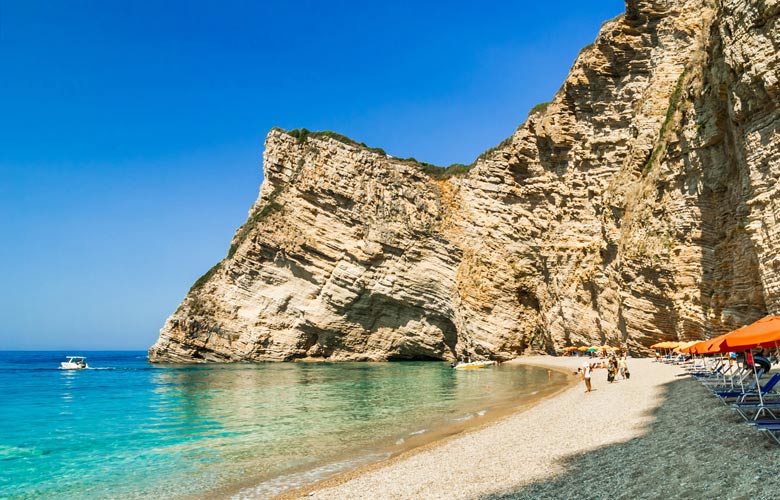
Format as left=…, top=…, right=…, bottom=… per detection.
left=261, top=359, right=582, bottom=500
left=270, top=356, right=780, bottom=499
left=219, top=361, right=580, bottom=500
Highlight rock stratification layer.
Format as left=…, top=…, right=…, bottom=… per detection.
left=150, top=0, right=780, bottom=362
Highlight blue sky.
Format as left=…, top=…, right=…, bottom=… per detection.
left=1, top=0, right=625, bottom=350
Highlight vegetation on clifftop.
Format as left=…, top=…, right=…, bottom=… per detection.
left=476, top=135, right=514, bottom=161
left=274, top=127, right=474, bottom=180
left=189, top=262, right=222, bottom=293
left=227, top=186, right=284, bottom=260
left=528, top=101, right=552, bottom=115
left=280, top=128, right=388, bottom=156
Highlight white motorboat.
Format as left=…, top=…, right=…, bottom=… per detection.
left=60, top=356, right=88, bottom=370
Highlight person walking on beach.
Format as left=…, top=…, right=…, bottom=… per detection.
left=617, top=357, right=627, bottom=380
left=581, top=361, right=592, bottom=393
left=607, top=356, right=617, bottom=383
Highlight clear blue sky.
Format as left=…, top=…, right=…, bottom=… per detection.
left=1, top=0, right=625, bottom=350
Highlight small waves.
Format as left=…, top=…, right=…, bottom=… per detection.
left=450, top=409, right=487, bottom=423
left=230, top=452, right=391, bottom=500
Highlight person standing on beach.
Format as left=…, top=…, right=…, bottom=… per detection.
left=607, top=356, right=617, bottom=383
left=581, top=362, right=592, bottom=392
left=617, top=357, right=627, bottom=380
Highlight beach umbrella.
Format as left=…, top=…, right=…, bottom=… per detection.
left=578, top=346, right=589, bottom=352
left=695, top=334, right=730, bottom=354
left=708, top=317, right=780, bottom=401
left=674, top=341, right=699, bottom=353
left=681, top=341, right=705, bottom=353
left=720, top=316, right=780, bottom=352
left=688, top=341, right=711, bottom=355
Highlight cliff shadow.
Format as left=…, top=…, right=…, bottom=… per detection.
left=322, top=291, right=460, bottom=361
left=688, top=23, right=769, bottom=335
left=479, top=376, right=780, bottom=500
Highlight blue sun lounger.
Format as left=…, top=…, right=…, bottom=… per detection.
left=732, top=399, right=780, bottom=420
left=746, top=419, right=780, bottom=445
left=715, top=373, right=780, bottom=404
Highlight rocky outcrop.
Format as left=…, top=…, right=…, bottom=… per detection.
left=149, top=0, right=780, bottom=362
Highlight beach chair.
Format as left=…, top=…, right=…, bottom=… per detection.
left=745, top=419, right=780, bottom=445
left=691, top=364, right=724, bottom=378
left=715, top=373, right=780, bottom=405
left=704, top=363, right=765, bottom=391
left=702, top=366, right=751, bottom=392
left=732, top=400, right=780, bottom=421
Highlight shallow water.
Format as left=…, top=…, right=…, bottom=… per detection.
left=0, top=351, right=567, bottom=499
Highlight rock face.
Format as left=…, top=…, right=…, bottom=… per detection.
left=149, top=0, right=780, bottom=362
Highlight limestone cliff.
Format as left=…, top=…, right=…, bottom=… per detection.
left=149, top=0, right=780, bottom=362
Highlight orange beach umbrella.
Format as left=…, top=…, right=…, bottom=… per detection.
left=720, top=316, right=780, bottom=352
left=651, top=341, right=680, bottom=349
left=692, top=334, right=729, bottom=355
left=686, top=316, right=780, bottom=355
left=681, top=340, right=710, bottom=354
left=674, top=341, right=699, bottom=353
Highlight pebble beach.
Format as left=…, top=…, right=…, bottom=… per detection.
left=279, top=356, right=780, bottom=500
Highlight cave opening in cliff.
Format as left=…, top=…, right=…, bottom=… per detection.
left=386, top=354, right=445, bottom=362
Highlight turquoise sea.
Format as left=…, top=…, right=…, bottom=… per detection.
left=0, top=351, right=568, bottom=499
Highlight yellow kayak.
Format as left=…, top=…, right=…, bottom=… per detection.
left=454, top=361, right=496, bottom=370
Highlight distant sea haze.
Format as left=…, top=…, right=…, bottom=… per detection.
left=1, top=351, right=566, bottom=499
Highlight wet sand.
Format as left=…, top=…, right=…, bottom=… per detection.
left=274, top=356, right=780, bottom=500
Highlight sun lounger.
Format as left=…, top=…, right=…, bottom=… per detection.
left=715, top=373, right=780, bottom=404
left=704, top=369, right=755, bottom=393
left=691, top=365, right=724, bottom=377
left=745, top=420, right=780, bottom=445
left=732, top=400, right=780, bottom=420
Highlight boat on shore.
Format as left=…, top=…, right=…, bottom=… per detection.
left=454, top=360, right=496, bottom=370
left=60, top=356, right=88, bottom=370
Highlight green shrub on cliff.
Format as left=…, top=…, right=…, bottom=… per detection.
left=189, top=262, right=221, bottom=293
left=529, top=101, right=551, bottom=115
left=278, top=127, right=471, bottom=179
left=284, top=128, right=386, bottom=155
left=643, top=68, right=687, bottom=176
left=476, top=135, right=514, bottom=161
left=418, top=162, right=472, bottom=179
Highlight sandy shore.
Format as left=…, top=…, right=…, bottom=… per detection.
left=276, top=356, right=780, bottom=500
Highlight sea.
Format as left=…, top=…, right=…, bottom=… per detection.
left=0, top=351, right=569, bottom=499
